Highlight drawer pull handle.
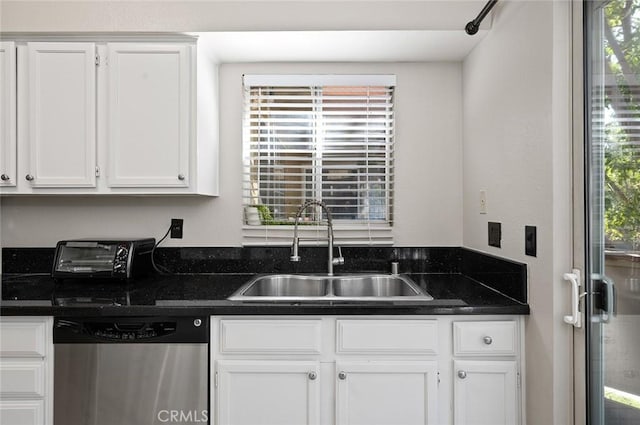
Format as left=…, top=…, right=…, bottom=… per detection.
left=308, top=372, right=317, bottom=380
left=25, top=174, right=34, bottom=181
left=338, top=371, right=347, bottom=380
left=483, top=336, right=493, bottom=345
left=0, top=174, right=9, bottom=181
left=178, top=174, right=186, bottom=181
left=458, top=370, right=467, bottom=379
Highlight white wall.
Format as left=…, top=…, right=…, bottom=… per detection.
left=0, top=61, right=463, bottom=247
left=0, top=0, right=478, bottom=248
left=0, top=1, right=575, bottom=424
left=462, top=1, right=574, bottom=424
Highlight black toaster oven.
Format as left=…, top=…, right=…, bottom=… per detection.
left=52, top=239, right=155, bottom=280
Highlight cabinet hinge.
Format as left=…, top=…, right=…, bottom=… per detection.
left=437, top=371, right=440, bottom=386
left=517, top=372, right=521, bottom=389
left=95, top=54, right=100, bottom=66
left=214, top=372, right=218, bottom=388
left=95, top=166, right=100, bottom=177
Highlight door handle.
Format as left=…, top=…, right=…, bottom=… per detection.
left=593, top=274, right=616, bottom=323
left=604, top=275, right=616, bottom=323
left=563, top=269, right=583, bottom=328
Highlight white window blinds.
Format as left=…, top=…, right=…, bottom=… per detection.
left=242, top=74, right=395, bottom=246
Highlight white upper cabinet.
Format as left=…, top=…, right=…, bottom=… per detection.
left=0, top=35, right=218, bottom=196
left=26, top=42, right=96, bottom=187
left=106, top=43, right=191, bottom=188
left=0, top=42, right=17, bottom=187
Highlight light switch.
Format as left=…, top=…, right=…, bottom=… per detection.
left=479, top=190, right=487, bottom=214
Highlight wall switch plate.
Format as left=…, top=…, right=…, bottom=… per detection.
left=170, top=218, right=184, bottom=239
left=488, top=222, right=501, bottom=248
left=525, top=225, right=537, bottom=256
left=479, top=190, right=487, bottom=214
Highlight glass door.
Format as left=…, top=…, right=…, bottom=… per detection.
left=586, top=1, right=640, bottom=423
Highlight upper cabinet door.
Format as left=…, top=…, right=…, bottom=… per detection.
left=27, top=42, right=96, bottom=187
left=0, top=42, right=16, bottom=187
left=106, top=43, right=191, bottom=188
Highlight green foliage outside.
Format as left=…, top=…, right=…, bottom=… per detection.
left=604, top=386, right=640, bottom=409
left=603, top=0, right=640, bottom=248
left=251, top=204, right=317, bottom=226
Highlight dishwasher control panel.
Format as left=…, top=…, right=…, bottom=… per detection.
left=54, top=317, right=208, bottom=343
left=89, top=322, right=176, bottom=340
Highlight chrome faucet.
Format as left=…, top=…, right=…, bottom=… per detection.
left=290, top=200, right=344, bottom=275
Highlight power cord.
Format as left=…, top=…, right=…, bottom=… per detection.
left=151, top=225, right=173, bottom=275
left=3, top=273, right=51, bottom=281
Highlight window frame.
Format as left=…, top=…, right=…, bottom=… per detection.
left=241, top=74, right=396, bottom=246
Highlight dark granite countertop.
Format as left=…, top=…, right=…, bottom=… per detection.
left=1, top=272, right=529, bottom=316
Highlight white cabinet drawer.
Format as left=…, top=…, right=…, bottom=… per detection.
left=0, top=399, right=44, bottom=425
left=336, top=320, right=438, bottom=355
left=453, top=321, right=517, bottom=356
left=220, top=320, right=322, bottom=354
left=0, top=319, right=48, bottom=357
left=0, top=360, right=45, bottom=397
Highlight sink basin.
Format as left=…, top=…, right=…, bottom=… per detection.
left=240, top=275, right=329, bottom=298
left=227, top=274, right=433, bottom=302
left=332, top=275, right=425, bottom=297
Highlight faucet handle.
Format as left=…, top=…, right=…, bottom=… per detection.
left=291, top=237, right=301, bottom=262
left=332, top=246, right=345, bottom=266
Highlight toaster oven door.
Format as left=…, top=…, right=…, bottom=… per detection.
left=54, top=242, right=117, bottom=274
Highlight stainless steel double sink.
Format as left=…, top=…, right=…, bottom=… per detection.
left=228, top=274, right=433, bottom=302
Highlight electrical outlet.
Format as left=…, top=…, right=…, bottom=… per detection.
left=525, top=225, right=537, bottom=257
left=170, top=218, right=184, bottom=239
left=488, top=222, right=501, bottom=248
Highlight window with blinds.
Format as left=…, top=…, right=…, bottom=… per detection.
left=242, top=74, right=395, bottom=246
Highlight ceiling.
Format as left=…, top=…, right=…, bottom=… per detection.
left=195, top=30, right=488, bottom=63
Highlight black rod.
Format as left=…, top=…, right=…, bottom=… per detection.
left=465, top=0, right=498, bottom=35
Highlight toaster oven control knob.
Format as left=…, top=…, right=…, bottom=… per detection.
left=113, top=262, right=125, bottom=272
left=116, top=247, right=128, bottom=258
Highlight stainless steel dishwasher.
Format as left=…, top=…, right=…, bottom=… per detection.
left=54, top=316, right=209, bottom=425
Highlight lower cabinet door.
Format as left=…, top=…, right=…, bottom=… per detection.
left=0, top=360, right=45, bottom=398
left=453, top=360, right=518, bottom=425
left=0, top=399, right=44, bottom=425
left=335, top=361, right=438, bottom=425
left=216, top=360, right=320, bottom=425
